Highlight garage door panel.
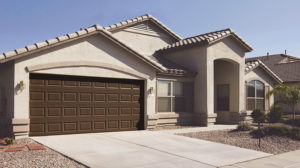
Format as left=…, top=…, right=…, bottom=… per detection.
left=79, top=93, right=92, bottom=102
left=30, top=107, right=45, bottom=117
left=94, top=108, right=105, bottom=115
left=30, top=73, right=144, bottom=136
left=63, top=107, right=77, bottom=116
left=47, top=79, right=62, bottom=86
left=94, top=121, right=106, bottom=130
left=48, top=107, right=62, bottom=116
left=63, top=93, right=77, bottom=101
left=64, top=122, right=77, bottom=132
left=79, top=121, right=92, bottom=131
left=79, top=107, right=92, bottom=116
left=48, top=123, right=62, bottom=132
left=30, top=91, right=45, bottom=101
left=30, top=123, right=45, bottom=133
left=47, top=92, right=62, bottom=101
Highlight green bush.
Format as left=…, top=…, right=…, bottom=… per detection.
left=291, top=128, right=300, bottom=140
left=262, top=126, right=291, bottom=136
left=284, top=119, right=300, bottom=127
left=252, top=126, right=300, bottom=140
left=268, top=105, right=283, bottom=123
left=251, top=109, right=266, bottom=124
left=236, top=122, right=253, bottom=131
left=4, top=137, right=15, bottom=145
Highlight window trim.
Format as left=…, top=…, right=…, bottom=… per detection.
left=157, top=79, right=184, bottom=112
left=247, top=80, right=265, bottom=110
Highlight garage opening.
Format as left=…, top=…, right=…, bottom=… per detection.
left=29, top=73, right=144, bottom=136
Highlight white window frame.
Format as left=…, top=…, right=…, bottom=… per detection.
left=247, top=80, right=265, bottom=110
left=157, top=79, right=184, bottom=112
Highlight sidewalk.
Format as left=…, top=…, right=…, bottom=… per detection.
left=155, top=125, right=237, bottom=134
left=222, top=150, right=300, bottom=168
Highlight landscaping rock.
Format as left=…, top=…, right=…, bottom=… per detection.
left=0, top=138, right=86, bottom=168
left=180, top=129, right=300, bottom=154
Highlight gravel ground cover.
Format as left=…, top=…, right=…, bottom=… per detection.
left=179, top=129, right=300, bottom=154
left=0, top=138, right=87, bottom=168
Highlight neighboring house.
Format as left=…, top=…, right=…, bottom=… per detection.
left=246, top=54, right=300, bottom=114
left=0, top=14, right=280, bottom=139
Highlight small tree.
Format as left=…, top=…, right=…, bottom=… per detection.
left=268, top=105, right=284, bottom=123
left=268, top=84, right=300, bottom=120
left=251, top=109, right=266, bottom=129
left=251, top=109, right=266, bottom=148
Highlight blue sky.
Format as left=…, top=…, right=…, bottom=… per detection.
left=0, top=0, right=299, bottom=58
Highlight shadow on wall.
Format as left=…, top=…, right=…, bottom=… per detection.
left=0, top=87, right=13, bottom=138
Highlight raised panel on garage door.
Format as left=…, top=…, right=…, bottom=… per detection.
left=29, top=73, right=144, bottom=136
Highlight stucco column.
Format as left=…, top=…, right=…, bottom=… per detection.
left=206, top=58, right=217, bottom=125
left=193, top=52, right=216, bottom=126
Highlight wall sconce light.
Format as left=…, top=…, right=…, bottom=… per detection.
left=149, top=86, right=154, bottom=94
left=19, top=80, right=25, bottom=91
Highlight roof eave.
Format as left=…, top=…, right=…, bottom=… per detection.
left=0, top=26, right=166, bottom=72
left=104, top=14, right=182, bottom=41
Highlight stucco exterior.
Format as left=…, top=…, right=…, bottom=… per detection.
left=111, top=22, right=177, bottom=56
left=161, top=37, right=247, bottom=124
left=1, top=14, right=276, bottom=138
left=245, top=66, right=276, bottom=109
left=11, top=34, right=159, bottom=138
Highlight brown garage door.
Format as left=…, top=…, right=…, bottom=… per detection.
left=29, top=73, right=144, bottom=136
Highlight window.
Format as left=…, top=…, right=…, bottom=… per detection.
left=157, top=80, right=185, bottom=112
left=217, top=84, right=229, bottom=111
left=247, top=80, right=265, bottom=110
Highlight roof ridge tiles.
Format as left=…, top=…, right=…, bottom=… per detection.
left=0, top=24, right=111, bottom=62
left=157, top=28, right=252, bottom=52
left=103, top=14, right=182, bottom=40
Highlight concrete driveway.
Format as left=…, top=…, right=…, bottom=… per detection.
left=32, top=131, right=270, bottom=168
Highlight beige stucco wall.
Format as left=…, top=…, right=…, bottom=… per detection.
left=111, top=23, right=176, bottom=56
left=162, top=37, right=246, bottom=124
left=162, top=47, right=207, bottom=116
left=13, top=34, right=157, bottom=126
left=214, top=60, right=240, bottom=123
left=245, top=66, right=277, bottom=112
left=207, top=37, right=246, bottom=113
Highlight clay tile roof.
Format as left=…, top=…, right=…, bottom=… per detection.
left=104, top=14, right=182, bottom=41
left=0, top=24, right=101, bottom=61
left=245, top=59, right=283, bottom=83
left=158, top=28, right=253, bottom=52
left=0, top=24, right=167, bottom=72
left=148, top=55, right=196, bottom=76
left=246, top=54, right=300, bottom=83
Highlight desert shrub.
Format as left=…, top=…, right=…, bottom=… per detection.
left=236, top=122, right=253, bottom=131
left=268, top=105, right=284, bottom=123
left=4, top=137, right=15, bottom=145
left=262, top=126, right=291, bottom=136
left=284, top=119, right=300, bottom=127
left=251, top=109, right=266, bottom=124
left=291, top=128, right=300, bottom=140
left=252, top=126, right=300, bottom=140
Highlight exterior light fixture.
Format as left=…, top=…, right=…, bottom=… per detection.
left=149, top=86, right=154, bottom=94
left=19, top=80, right=25, bottom=91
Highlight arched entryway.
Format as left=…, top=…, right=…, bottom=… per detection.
left=214, top=59, right=240, bottom=124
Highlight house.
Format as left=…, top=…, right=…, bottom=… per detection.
left=0, top=14, right=281, bottom=139
left=246, top=54, right=300, bottom=114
